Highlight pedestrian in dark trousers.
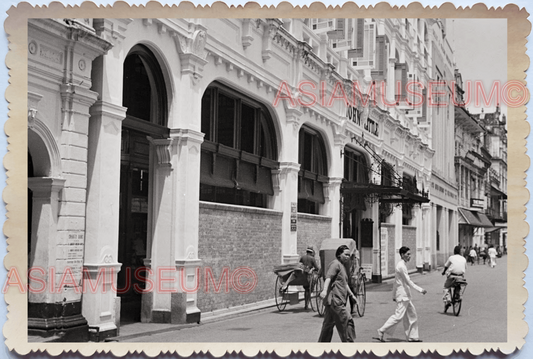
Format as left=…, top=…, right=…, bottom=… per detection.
left=480, top=247, right=487, bottom=265
left=318, top=245, right=356, bottom=342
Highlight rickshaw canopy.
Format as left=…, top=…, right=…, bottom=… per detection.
left=319, top=238, right=358, bottom=280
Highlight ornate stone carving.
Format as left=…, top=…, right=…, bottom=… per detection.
left=148, top=137, right=174, bottom=169
left=172, top=26, right=209, bottom=85
left=241, top=19, right=255, bottom=50
left=261, top=18, right=283, bottom=62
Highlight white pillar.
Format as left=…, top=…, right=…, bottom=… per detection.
left=171, top=129, right=204, bottom=324
left=276, top=162, right=300, bottom=264
left=83, top=101, right=126, bottom=337
left=28, top=177, right=66, bottom=304
left=324, top=177, right=343, bottom=238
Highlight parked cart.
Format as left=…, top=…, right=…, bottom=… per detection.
left=273, top=263, right=321, bottom=312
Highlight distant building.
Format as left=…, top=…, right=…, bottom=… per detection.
left=474, top=107, right=508, bottom=249
left=427, top=20, right=459, bottom=268
left=454, top=71, right=495, bottom=249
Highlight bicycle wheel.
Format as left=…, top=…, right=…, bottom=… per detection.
left=315, top=276, right=325, bottom=316
left=356, top=274, right=366, bottom=317
left=275, top=276, right=289, bottom=311
left=452, top=286, right=462, bottom=316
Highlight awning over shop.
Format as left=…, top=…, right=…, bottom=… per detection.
left=490, top=185, right=508, bottom=199
left=340, top=183, right=430, bottom=205
left=458, top=208, right=494, bottom=228
left=485, top=226, right=503, bottom=233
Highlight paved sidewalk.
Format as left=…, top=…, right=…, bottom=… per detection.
left=26, top=267, right=426, bottom=343
left=107, top=271, right=410, bottom=342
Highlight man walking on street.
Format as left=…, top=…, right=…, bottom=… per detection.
left=376, top=246, right=427, bottom=342
left=318, top=245, right=357, bottom=342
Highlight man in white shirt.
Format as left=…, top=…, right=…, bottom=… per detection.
left=442, top=245, right=467, bottom=311
left=376, top=246, right=427, bottom=342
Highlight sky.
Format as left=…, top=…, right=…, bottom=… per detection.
left=447, top=18, right=508, bottom=116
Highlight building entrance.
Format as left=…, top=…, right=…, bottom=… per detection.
left=118, top=129, right=150, bottom=323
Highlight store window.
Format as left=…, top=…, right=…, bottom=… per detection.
left=200, top=82, right=278, bottom=208
left=344, top=148, right=368, bottom=183
left=298, top=125, right=328, bottom=214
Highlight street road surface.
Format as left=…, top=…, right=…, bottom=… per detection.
left=122, top=255, right=507, bottom=343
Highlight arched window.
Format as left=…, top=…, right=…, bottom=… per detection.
left=402, top=174, right=415, bottom=225
left=123, top=44, right=168, bottom=129
left=200, top=82, right=278, bottom=208
left=381, top=161, right=394, bottom=186
left=344, top=148, right=369, bottom=184
left=298, top=125, right=328, bottom=214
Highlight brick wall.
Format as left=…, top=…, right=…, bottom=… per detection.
left=402, top=226, right=417, bottom=271
left=197, top=202, right=282, bottom=313
left=296, top=213, right=332, bottom=268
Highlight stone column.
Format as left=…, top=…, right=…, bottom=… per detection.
left=421, top=203, right=431, bottom=269
left=171, top=129, right=204, bottom=324
left=28, top=177, right=66, bottom=303
left=28, top=178, right=91, bottom=339
left=431, top=203, right=438, bottom=266
left=323, top=177, right=343, bottom=238
left=275, top=162, right=300, bottom=264
left=82, top=100, right=126, bottom=339
left=141, top=137, right=175, bottom=323
left=142, top=130, right=205, bottom=325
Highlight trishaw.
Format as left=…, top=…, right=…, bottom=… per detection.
left=273, top=263, right=321, bottom=312
left=315, top=238, right=367, bottom=317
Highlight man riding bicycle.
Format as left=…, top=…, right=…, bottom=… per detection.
left=442, top=245, right=467, bottom=311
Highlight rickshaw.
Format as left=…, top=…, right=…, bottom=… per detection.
left=273, top=262, right=321, bottom=312
left=315, top=238, right=367, bottom=317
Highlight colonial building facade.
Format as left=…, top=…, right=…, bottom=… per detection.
left=28, top=17, right=468, bottom=341
left=475, top=107, right=508, bottom=248
left=454, top=72, right=497, bottom=248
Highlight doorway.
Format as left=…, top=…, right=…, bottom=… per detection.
left=118, top=129, right=149, bottom=323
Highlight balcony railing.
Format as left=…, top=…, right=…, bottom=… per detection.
left=486, top=207, right=507, bottom=222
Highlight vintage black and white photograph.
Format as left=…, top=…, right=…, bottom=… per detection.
left=3, top=2, right=528, bottom=356
left=23, top=14, right=513, bottom=345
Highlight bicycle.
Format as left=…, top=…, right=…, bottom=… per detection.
left=444, top=276, right=467, bottom=316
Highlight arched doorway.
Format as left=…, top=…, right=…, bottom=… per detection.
left=342, top=147, right=370, bottom=250
left=118, top=44, right=169, bottom=323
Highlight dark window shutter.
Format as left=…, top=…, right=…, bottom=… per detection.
left=356, top=19, right=364, bottom=48
left=401, top=64, right=408, bottom=100
left=421, top=88, right=427, bottom=121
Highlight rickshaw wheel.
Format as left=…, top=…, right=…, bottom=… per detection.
left=275, top=276, right=289, bottom=311
left=309, top=274, right=319, bottom=312
left=356, top=275, right=366, bottom=317
left=315, top=277, right=325, bottom=316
